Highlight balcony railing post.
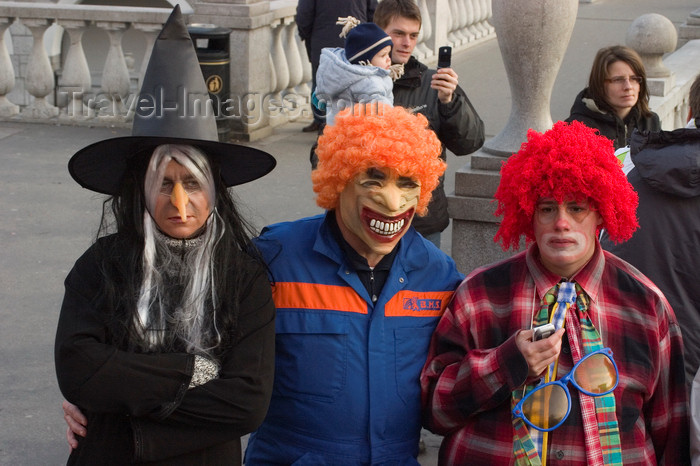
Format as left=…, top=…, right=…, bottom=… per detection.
left=132, top=22, right=163, bottom=92
left=268, top=18, right=288, bottom=127
left=95, top=20, right=130, bottom=121
left=454, top=0, right=469, bottom=45
left=415, top=0, right=432, bottom=59
left=295, top=26, right=311, bottom=98
left=20, top=17, right=58, bottom=119
left=56, top=19, right=91, bottom=120
left=0, top=17, right=19, bottom=117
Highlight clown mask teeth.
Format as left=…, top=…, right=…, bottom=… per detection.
left=369, top=218, right=405, bottom=236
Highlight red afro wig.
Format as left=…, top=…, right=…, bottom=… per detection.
left=494, top=120, right=639, bottom=251
left=312, top=103, right=445, bottom=216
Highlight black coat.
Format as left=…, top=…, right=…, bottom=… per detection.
left=55, top=234, right=275, bottom=465
left=601, top=127, right=700, bottom=387
left=295, top=0, right=377, bottom=74
left=393, top=56, right=485, bottom=236
left=565, top=88, right=661, bottom=150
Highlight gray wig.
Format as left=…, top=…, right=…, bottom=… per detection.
left=136, top=144, right=224, bottom=357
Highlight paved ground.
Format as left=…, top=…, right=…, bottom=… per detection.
left=1, top=0, right=697, bottom=464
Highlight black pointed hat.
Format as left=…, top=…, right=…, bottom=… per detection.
left=69, top=5, right=275, bottom=194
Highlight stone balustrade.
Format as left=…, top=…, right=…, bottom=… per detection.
left=1, top=2, right=173, bottom=124
left=1, top=1, right=697, bottom=142
left=648, top=39, right=700, bottom=130
left=626, top=13, right=700, bottom=130
left=0, top=0, right=496, bottom=140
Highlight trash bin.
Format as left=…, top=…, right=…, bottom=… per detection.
left=188, top=24, right=233, bottom=141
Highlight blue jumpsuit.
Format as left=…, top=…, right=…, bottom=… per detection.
left=246, top=213, right=463, bottom=465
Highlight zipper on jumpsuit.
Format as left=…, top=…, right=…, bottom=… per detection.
left=369, top=267, right=377, bottom=303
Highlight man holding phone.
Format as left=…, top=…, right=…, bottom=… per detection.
left=421, top=121, right=689, bottom=465
left=374, top=0, right=484, bottom=248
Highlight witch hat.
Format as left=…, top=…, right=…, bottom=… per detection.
left=68, top=5, right=275, bottom=195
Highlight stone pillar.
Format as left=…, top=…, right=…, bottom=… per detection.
left=283, top=20, right=306, bottom=123
left=449, top=0, right=578, bottom=274
left=626, top=13, right=677, bottom=98
left=191, top=0, right=274, bottom=141
left=0, top=17, right=19, bottom=117
left=268, top=17, right=289, bottom=128
left=416, top=0, right=435, bottom=60
left=20, top=18, right=59, bottom=119
left=295, top=30, right=311, bottom=97
left=131, top=22, right=163, bottom=91
left=679, top=7, right=700, bottom=47
left=56, top=20, right=91, bottom=120
left=96, top=21, right=130, bottom=121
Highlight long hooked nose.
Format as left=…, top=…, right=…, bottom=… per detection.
left=379, top=184, right=405, bottom=212
left=170, top=182, right=189, bottom=222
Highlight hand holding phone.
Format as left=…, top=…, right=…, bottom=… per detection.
left=516, top=323, right=564, bottom=378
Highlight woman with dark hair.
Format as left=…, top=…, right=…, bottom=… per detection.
left=54, top=7, right=277, bottom=465
left=565, top=45, right=660, bottom=149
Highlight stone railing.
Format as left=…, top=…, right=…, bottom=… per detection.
left=649, top=40, right=700, bottom=129
left=0, top=0, right=495, bottom=140
left=626, top=13, right=700, bottom=130
left=0, top=3, right=174, bottom=123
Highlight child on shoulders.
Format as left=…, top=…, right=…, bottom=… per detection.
left=315, top=17, right=403, bottom=126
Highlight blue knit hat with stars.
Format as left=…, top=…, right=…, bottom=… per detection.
left=345, top=23, right=393, bottom=65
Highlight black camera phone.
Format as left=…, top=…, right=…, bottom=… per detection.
left=437, top=46, right=452, bottom=69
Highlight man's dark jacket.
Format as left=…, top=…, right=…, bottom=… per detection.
left=295, top=0, right=377, bottom=73
left=393, top=56, right=485, bottom=236
left=601, top=127, right=700, bottom=386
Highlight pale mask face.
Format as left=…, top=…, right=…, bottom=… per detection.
left=336, top=167, right=421, bottom=266
left=153, top=160, right=211, bottom=239
left=533, top=198, right=603, bottom=278
left=370, top=45, right=393, bottom=70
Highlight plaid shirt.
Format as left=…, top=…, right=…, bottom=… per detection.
left=421, top=244, right=689, bottom=465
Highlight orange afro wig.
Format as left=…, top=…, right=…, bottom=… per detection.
left=312, top=103, right=445, bottom=216
left=494, top=120, right=639, bottom=251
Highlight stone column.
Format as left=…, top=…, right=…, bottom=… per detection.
left=20, top=18, right=59, bottom=119
left=283, top=20, right=306, bottom=122
left=415, top=0, right=434, bottom=60
left=132, top=22, right=163, bottom=91
left=679, top=7, right=700, bottom=47
left=626, top=13, right=677, bottom=99
left=449, top=0, right=578, bottom=274
left=295, top=29, right=311, bottom=97
left=268, top=17, right=289, bottom=128
left=0, top=17, right=19, bottom=117
left=56, top=20, right=91, bottom=120
left=191, top=0, right=274, bottom=141
left=95, top=21, right=130, bottom=121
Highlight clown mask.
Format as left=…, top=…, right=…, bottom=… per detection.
left=336, top=167, right=420, bottom=267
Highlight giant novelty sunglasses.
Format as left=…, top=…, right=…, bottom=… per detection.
left=512, top=347, right=619, bottom=432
